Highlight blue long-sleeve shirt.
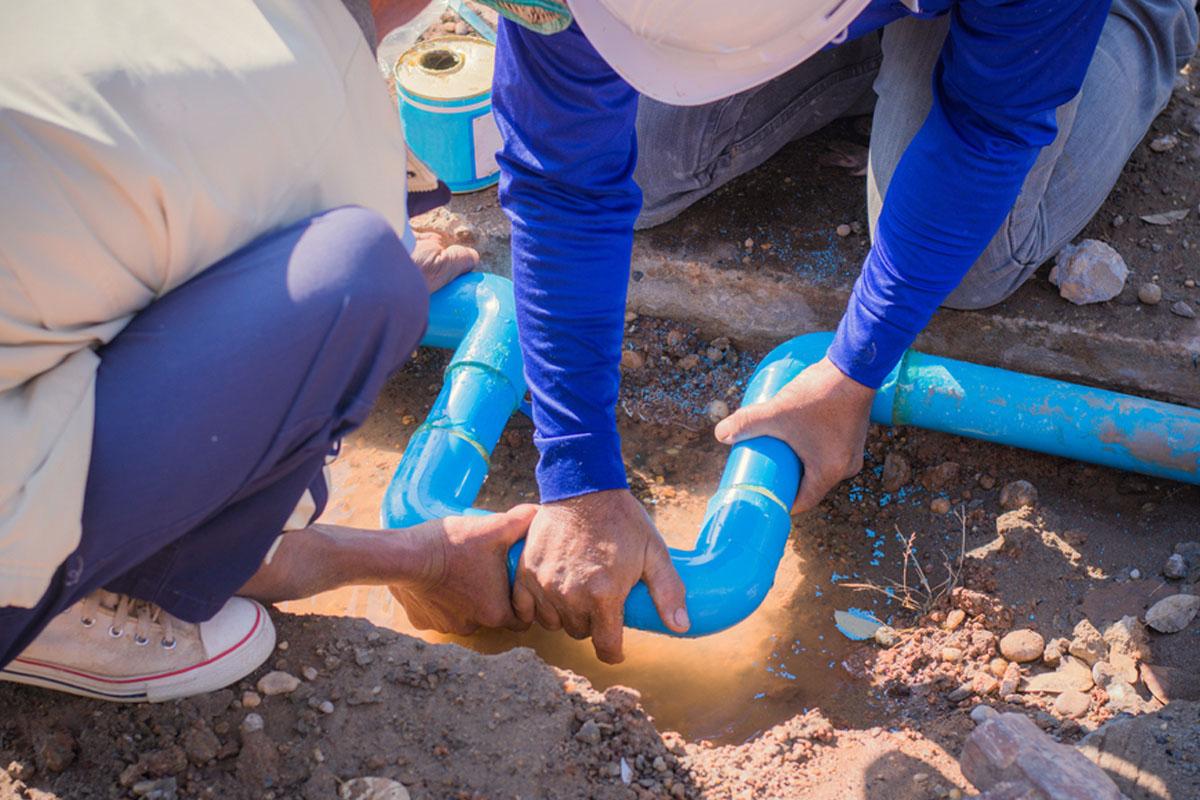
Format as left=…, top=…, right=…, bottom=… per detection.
left=493, top=0, right=1111, bottom=504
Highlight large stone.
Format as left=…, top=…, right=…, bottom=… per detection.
left=961, top=713, right=1123, bottom=800
left=1080, top=701, right=1200, bottom=800
left=1144, top=594, right=1200, bottom=633
left=1140, top=663, right=1200, bottom=704
left=1000, top=629, right=1045, bottom=663
left=1049, top=240, right=1129, bottom=305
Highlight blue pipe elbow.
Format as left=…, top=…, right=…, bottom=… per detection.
left=384, top=277, right=1200, bottom=640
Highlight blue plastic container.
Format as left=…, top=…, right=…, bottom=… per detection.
left=395, top=36, right=500, bottom=194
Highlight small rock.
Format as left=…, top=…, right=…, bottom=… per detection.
left=999, top=661, right=1022, bottom=697
left=140, top=746, right=188, bottom=777
left=319, top=700, right=335, bottom=715
left=1023, top=656, right=1095, bottom=694
left=706, top=346, right=724, bottom=363
left=240, top=713, right=265, bottom=734
left=1144, top=593, right=1200, bottom=633
left=1137, top=283, right=1162, bottom=305
left=1129, top=568, right=1141, bottom=580
left=1042, top=638, right=1067, bottom=668
left=978, top=473, right=996, bottom=490
left=881, top=452, right=912, bottom=493
left=257, top=670, right=301, bottom=696
left=1163, top=553, right=1188, bottom=580
left=706, top=399, right=730, bottom=424
left=1049, top=240, right=1129, bottom=305
left=1000, top=629, right=1045, bottom=663
left=1149, top=133, right=1179, bottom=152
left=1171, top=300, right=1197, bottom=319
left=1091, top=661, right=1117, bottom=689
left=944, top=609, right=967, bottom=632
left=677, top=354, right=701, bottom=370
left=241, top=691, right=261, bottom=709
left=835, top=224, right=852, bottom=237
left=1102, top=616, right=1150, bottom=662
left=1068, top=619, right=1106, bottom=666
left=999, top=480, right=1038, bottom=511
left=1112, top=214, right=1126, bottom=227
left=132, top=778, right=178, bottom=800
left=1055, top=689, right=1091, bottom=719
left=942, top=646, right=965, bottom=663
left=923, top=461, right=962, bottom=492
left=620, top=350, right=645, bottom=370
left=575, top=719, right=602, bottom=746
left=989, top=658, right=1010, bottom=678
left=931, top=497, right=951, bottom=515
left=1104, top=679, right=1144, bottom=714
left=302, top=666, right=319, bottom=681
left=1140, top=662, right=1200, bottom=703
left=873, top=625, right=899, bottom=648
left=340, top=777, right=411, bottom=800
left=970, top=705, right=998, bottom=725
left=182, top=727, right=221, bottom=765
left=35, top=729, right=76, bottom=773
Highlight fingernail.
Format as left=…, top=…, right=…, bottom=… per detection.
left=673, top=608, right=690, bottom=630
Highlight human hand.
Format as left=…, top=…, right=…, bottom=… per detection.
left=512, top=489, right=689, bottom=663
left=390, top=504, right=537, bottom=635
left=714, top=356, right=875, bottom=512
left=410, top=229, right=479, bottom=293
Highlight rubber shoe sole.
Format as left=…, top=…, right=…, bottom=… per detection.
left=0, top=600, right=275, bottom=703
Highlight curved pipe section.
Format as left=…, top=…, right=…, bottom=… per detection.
left=385, top=277, right=1200, bottom=638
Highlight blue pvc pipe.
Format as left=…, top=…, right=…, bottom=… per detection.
left=384, top=277, right=1200, bottom=638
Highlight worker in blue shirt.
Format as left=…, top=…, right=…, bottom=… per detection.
left=479, top=0, right=1198, bottom=663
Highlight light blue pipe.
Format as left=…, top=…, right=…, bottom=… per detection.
left=384, top=277, right=1200, bottom=638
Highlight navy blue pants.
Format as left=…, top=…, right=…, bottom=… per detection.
left=0, top=207, right=428, bottom=666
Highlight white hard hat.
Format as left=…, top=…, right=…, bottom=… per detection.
left=567, top=0, right=873, bottom=106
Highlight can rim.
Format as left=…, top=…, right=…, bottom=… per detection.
left=393, top=35, right=495, bottom=103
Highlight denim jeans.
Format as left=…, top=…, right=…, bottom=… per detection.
left=633, top=0, right=1199, bottom=309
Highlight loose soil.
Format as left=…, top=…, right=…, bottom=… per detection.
left=3, top=44, right=1200, bottom=800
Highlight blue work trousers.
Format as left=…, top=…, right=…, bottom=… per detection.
left=0, top=207, right=428, bottom=666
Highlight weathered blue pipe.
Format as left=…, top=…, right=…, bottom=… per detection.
left=384, top=276, right=1200, bottom=638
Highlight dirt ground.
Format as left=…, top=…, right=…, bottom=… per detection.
left=3, top=36, right=1200, bottom=800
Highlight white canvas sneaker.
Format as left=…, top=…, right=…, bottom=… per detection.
left=0, top=590, right=275, bottom=702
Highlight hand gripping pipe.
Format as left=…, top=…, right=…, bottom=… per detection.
left=384, top=277, right=1200, bottom=638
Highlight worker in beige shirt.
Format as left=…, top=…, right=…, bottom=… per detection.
left=0, top=0, right=532, bottom=701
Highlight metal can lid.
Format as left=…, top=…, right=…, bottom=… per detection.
left=395, top=35, right=495, bottom=102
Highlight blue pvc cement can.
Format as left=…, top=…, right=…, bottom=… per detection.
left=395, top=36, right=500, bottom=194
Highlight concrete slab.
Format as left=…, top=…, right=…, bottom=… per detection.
left=426, top=82, right=1200, bottom=408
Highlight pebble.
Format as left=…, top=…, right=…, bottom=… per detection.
left=257, top=670, right=301, bottom=696
left=706, top=399, right=730, bottom=424
left=36, top=729, right=76, bottom=773
left=1042, top=638, right=1066, bottom=668
left=1129, top=568, right=1141, bottom=580
left=999, top=480, right=1038, bottom=510
left=930, top=497, right=951, bottom=515
left=574, top=719, right=602, bottom=745
left=1112, top=214, right=1126, bottom=227
left=131, top=778, right=178, bottom=800
left=1163, top=553, right=1188, bottom=579
left=1054, top=689, right=1091, bottom=720
left=182, top=727, right=221, bottom=765
left=677, top=354, right=701, bottom=370
left=339, top=777, right=411, bottom=800
left=835, top=224, right=852, bottom=237
left=941, top=646, right=964, bottom=663
left=302, top=666, right=319, bottom=681
left=1145, top=593, right=1200, bottom=633
left=620, top=350, right=645, bottom=370
left=1000, top=629, right=1045, bottom=663
left=240, top=713, right=265, bottom=734
left=946, top=683, right=974, bottom=702
left=881, top=452, right=912, bottom=493
left=873, top=625, right=899, bottom=648
left=241, top=691, right=261, bottom=709
left=1137, top=283, right=1162, bottom=305
left=1049, top=240, right=1128, bottom=305
left=1171, top=300, right=1196, bottom=319
left=970, top=705, right=998, bottom=725
left=1023, top=656, right=1095, bottom=694
left=1068, top=619, right=1106, bottom=666
left=1150, top=133, right=1179, bottom=152
left=318, top=700, right=335, bottom=715
left=1105, top=679, right=1143, bottom=714
left=999, top=661, right=1022, bottom=697
left=1091, top=661, right=1117, bottom=689
left=944, top=609, right=966, bottom=632
left=706, top=347, right=724, bottom=363
left=277, top=640, right=288, bottom=651
left=988, top=658, right=1009, bottom=678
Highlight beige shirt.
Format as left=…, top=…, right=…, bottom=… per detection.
left=0, top=1, right=411, bottom=607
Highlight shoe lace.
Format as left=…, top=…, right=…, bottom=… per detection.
left=79, top=590, right=179, bottom=649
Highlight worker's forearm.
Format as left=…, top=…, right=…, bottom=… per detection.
left=237, top=523, right=436, bottom=604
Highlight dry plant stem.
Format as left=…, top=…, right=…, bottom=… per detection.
left=842, top=507, right=968, bottom=616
